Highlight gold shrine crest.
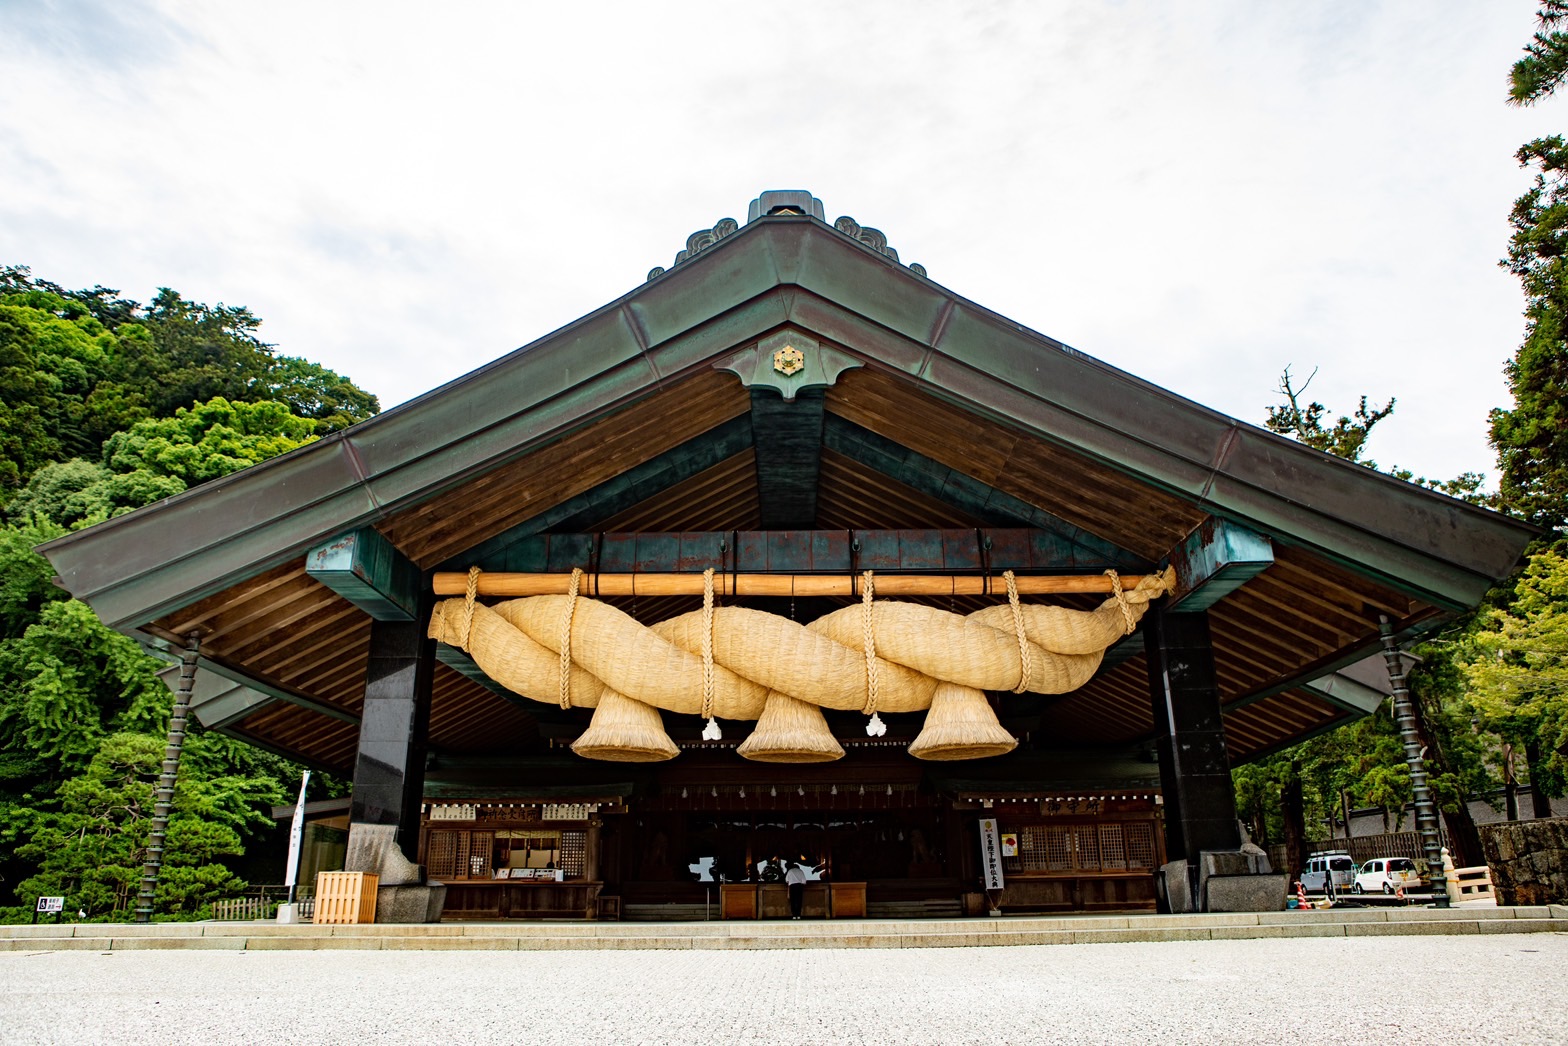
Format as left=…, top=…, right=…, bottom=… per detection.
left=772, top=345, right=805, bottom=376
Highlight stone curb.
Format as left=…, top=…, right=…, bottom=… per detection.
left=3, top=908, right=1564, bottom=952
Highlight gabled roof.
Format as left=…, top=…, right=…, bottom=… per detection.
left=41, top=198, right=1532, bottom=627
left=37, top=191, right=1536, bottom=772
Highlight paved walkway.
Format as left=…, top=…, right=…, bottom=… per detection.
left=1, top=933, right=1564, bottom=1044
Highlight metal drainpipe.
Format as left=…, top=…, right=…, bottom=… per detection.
left=1378, top=616, right=1449, bottom=908
left=134, top=632, right=201, bottom=923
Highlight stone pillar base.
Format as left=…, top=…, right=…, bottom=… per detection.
left=376, top=882, right=448, bottom=924
left=344, top=822, right=447, bottom=923
left=1162, top=852, right=1288, bottom=912
left=1200, top=851, right=1287, bottom=912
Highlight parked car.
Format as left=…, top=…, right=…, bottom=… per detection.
left=1299, top=852, right=1356, bottom=893
left=1354, top=857, right=1421, bottom=894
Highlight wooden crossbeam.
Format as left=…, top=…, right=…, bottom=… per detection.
left=432, top=571, right=1163, bottom=598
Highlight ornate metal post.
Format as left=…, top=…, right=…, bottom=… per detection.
left=1378, top=616, right=1449, bottom=908
left=134, top=632, right=200, bottom=923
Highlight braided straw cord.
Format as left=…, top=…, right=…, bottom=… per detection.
left=559, top=567, right=582, bottom=709
left=700, top=568, right=717, bottom=722
left=1003, top=570, right=1033, bottom=694
left=860, top=570, right=879, bottom=715
left=1105, top=569, right=1136, bottom=634
left=461, top=566, right=481, bottom=648
left=429, top=566, right=1179, bottom=721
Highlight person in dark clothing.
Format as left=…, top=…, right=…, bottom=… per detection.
left=785, top=860, right=808, bottom=918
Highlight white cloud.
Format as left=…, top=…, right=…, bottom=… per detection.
left=0, top=0, right=1556, bottom=485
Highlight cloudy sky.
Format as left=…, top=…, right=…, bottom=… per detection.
left=2, top=1, right=1560, bottom=487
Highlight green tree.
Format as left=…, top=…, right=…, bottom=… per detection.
left=1462, top=548, right=1568, bottom=806
left=1264, top=366, right=1394, bottom=464
left=1493, top=134, right=1568, bottom=531
left=267, top=355, right=381, bottom=435
left=0, top=267, right=368, bottom=920
left=1510, top=2, right=1568, bottom=107
left=103, top=397, right=317, bottom=486
left=7, top=397, right=317, bottom=530
left=5, top=732, right=282, bottom=918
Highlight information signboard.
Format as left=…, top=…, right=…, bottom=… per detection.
left=978, top=818, right=1005, bottom=890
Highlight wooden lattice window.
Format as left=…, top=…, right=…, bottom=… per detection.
left=1017, top=826, right=1074, bottom=871
left=426, top=829, right=495, bottom=879
left=426, top=830, right=470, bottom=880
left=1072, top=825, right=1100, bottom=871
left=559, top=831, right=587, bottom=877
left=1012, top=821, right=1157, bottom=874
left=1125, top=822, right=1156, bottom=869
left=1099, top=824, right=1127, bottom=871
left=467, top=831, right=495, bottom=878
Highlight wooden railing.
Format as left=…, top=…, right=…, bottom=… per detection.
left=1447, top=864, right=1495, bottom=902
left=210, top=897, right=279, bottom=921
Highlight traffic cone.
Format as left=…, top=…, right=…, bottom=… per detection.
left=1295, top=882, right=1309, bottom=909
left=1395, top=883, right=1405, bottom=902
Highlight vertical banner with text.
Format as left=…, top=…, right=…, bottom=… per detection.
left=978, top=817, right=1005, bottom=890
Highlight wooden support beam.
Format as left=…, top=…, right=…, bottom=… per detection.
left=306, top=528, right=422, bottom=622
left=432, top=571, right=1161, bottom=598
left=158, top=655, right=360, bottom=727
left=1166, top=518, right=1274, bottom=612
left=750, top=387, right=825, bottom=529
left=457, top=527, right=1147, bottom=577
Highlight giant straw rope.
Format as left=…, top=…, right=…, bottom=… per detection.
left=429, top=566, right=1175, bottom=762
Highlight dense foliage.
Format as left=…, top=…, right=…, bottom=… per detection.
left=1463, top=549, right=1568, bottom=792
left=1493, top=135, right=1568, bottom=533
left=1510, top=1, right=1568, bottom=107
left=0, top=265, right=378, bottom=506
left=0, top=268, right=376, bottom=920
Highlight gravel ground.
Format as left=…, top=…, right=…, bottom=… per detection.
left=0, top=934, right=1564, bottom=1045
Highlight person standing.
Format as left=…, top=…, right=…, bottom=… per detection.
left=785, top=860, right=808, bottom=919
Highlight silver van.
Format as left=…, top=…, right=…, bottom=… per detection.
left=1299, top=851, right=1356, bottom=892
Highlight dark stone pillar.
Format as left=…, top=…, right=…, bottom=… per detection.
left=349, top=607, right=434, bottom=864
left=1145, top=609, right=1241, bottom=864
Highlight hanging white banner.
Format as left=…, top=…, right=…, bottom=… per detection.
left=283, top=770, right=311, bottom=890
left=978, top=817, right=1006, bottom=891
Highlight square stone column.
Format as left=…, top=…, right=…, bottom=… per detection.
left=1144, top=608, right=1242, bottom=909
left=348, top=611, right=434, bottom=865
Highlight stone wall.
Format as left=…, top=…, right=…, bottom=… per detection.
left=1479, top=818, right=1568, bottom=905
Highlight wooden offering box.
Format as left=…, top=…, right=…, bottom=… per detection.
left=313, top=871, right=378, bottom=924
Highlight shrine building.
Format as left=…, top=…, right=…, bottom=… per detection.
left=39, top=191, right=1536, bottom=921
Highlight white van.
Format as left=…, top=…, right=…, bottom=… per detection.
left=1299, top=851, right=1356, bottom=893
left=1353, top=857, right=1421, bottom=894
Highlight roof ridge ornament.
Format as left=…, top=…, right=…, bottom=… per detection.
left=646, top=217, right=738, bottom=282
left=647, top=191, right=926, bottom=281
left=832, top=215, right=926, bottom=277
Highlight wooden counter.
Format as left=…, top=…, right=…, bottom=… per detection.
left=719, top=882, right=866, bottom=919
left=439, top=880, right=603, bottom=920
